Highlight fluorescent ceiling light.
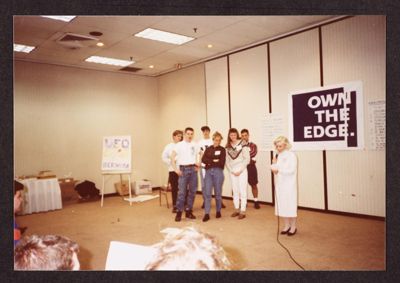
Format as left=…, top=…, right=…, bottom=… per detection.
left=13, top=43, right=35, bottom=53
left=134, top=28, right=194, bottom=45
left=85, top=56, right=134, bottom=67
left=41, top=16, right=76, bottom=22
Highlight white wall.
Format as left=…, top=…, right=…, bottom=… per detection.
left=201, top=16, right=384, bottom=216
left=322, top=16, right=385, bottom=216
left=14, top=16, right=385, bottom=216
left=229, top=45, right=272, bottom=202
left=14, top=61, right=160, bottom=194
left=205, top=57, right=232, bottom=197
left=157, top=64, right=207, bottom=187
left=270, top=29, right=325, bottom=209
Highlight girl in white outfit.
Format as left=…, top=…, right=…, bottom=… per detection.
left=271, top=136, right=298, bottom=236
left=225, top=128, right=250, bottom=219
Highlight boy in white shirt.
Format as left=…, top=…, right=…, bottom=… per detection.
left=171, top=127, right=200, bottom=222
left=161, top=130, right=183, bottom=213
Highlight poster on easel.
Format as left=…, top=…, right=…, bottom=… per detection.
left=101, top=136, right=132, bottom=172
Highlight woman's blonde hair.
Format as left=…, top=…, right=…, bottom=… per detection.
left=273, top=136, right=292, bottom=150
left=145, top=227, right=231, bottom=270
left=212, top=131, right=223, bottom=141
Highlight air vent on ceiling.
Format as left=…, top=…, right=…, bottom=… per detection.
left=119, top=66, right=142, bottom=72
left=56, top=32, right=99, bottom=49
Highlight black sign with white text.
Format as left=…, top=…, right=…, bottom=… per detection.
left=289, top=82, right=363, bottom=150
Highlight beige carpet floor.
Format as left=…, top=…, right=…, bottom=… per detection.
left=16, top=193, right=385, bottom=271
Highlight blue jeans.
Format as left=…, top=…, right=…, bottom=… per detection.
left=176, top=166, right=198, bottom=212
left=200, top=167, right=206, bottom=201
left=204, top=167, right=224, bottom=214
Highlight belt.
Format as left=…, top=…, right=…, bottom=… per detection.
left=180, top=164, right=195, bottom=168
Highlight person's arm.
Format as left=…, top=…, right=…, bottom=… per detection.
left=225, top=149, right=233, bottom=173
left=161, top=144, right=171, bottom=166
left=276, top=152, right=297, bottom=175
left=201, top=147, right=212, bottom=165
left=240, top=146, right=251, bottom=172
left=199, top=148, right=206, bottom=166
left=170, top=149, right=182, bottom=176
left=251, top=143, right=258, bottom=161
left=194, top=143, right=201, bottom=170
left=216, top=147, right=226, bottom=168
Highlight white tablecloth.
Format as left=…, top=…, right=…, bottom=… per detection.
left=19, top=178, right=62, bottom=214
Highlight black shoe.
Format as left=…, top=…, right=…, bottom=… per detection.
left=185, top=211, right=196, bottom=219
left=231, top=211, right=240, bottom=217
left=216, top=211, right=221, bottom=218
left=222, top=203, right=226, bottom=209
left=254, top=202, right=260, bottom=209
left=172, top=207, right=177, bottom=213
left=201, top=202, right=205, bottom=209
left=202, top=214, right=210, bottom=222
left=287, top=228, right=297, bottom=236
left=280, top=228, right=291, bottom=235
left=175, top=211, right=182, bottom=222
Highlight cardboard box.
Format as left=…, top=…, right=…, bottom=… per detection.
left=135, top=180, right=152, bottom=195
left=115, top=180, right=131, bottom=196
left=58, top=178, right=79, bottom=202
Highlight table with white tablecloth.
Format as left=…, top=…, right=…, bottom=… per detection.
left=18, top=178, right=63, bottom=215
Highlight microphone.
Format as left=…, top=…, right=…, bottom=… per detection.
left=275, top=151, right=279, bottom=160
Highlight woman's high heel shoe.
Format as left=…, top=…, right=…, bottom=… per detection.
left=287, top=228, right=297, bottom=236
left=280, top=228, right=291, bottom=235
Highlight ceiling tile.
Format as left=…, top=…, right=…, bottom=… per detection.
left=95, top=36, right=174, bottom=62
left=13, top=16, right=68, bottom=46
left=13, top=15, right=337, bottom=76
left=72, top=16, right=167, bottom=36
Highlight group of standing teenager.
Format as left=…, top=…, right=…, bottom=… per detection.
left=162, top=127, right=298, bottom=236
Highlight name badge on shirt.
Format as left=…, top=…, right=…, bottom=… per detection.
left=215, top=150, right=221, bottom=156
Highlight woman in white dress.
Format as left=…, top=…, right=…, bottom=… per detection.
left=270, top=136, right=298, bottom=236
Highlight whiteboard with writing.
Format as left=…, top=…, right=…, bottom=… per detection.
left=101, top=136, right=132, bottom=172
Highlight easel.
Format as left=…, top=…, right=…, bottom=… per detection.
left=101, top=171, right=132, bottom=207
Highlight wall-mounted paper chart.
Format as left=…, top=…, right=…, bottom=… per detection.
left=368, top=100, right=385, bottom=151
left=260, top=113, right=285, bottom=151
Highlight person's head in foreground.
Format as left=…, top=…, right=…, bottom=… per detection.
left=14, top=234, right=80, bottom=270
left=14, top=180, right=24, bottom=214
left=146, top=227, right=231, bottom=270
left=273, top=135, right=291, bottom=153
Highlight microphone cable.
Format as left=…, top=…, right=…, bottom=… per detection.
left=273, top=158, right=306, bottom=271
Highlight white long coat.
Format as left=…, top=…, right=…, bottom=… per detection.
left=272, top=150, right=298, bottom=217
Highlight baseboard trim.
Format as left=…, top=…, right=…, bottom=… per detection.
left=104, top=188, right=384, bottom=221
left=297, top=206, right=385, bottom=221
left=194, top=191, right=384, bottom=221
left=103, top=192, right=119, bottom=198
